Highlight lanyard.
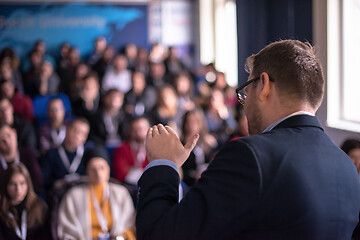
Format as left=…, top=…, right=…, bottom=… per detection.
left=58, top=146, right=84, bottom=174
left=130, top=141, right=146, bottom=167
left=91, top=184, right=110, bottom=235
left=50, top=126, right=66, bottom=146
left=8, top=210, right=27, bottom=240
left=0, top=154, right=20, bottom=170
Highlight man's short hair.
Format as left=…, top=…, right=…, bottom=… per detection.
left=68, top=117, right=90, bottom=128
left=245, top=40, right=324, bottom=108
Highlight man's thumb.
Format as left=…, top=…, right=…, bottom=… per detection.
left=184, top=134, right=199, bottom=152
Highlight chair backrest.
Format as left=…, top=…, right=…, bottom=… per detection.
left=33, top=93, right=72, bottom=126
left=47, top=176, right=89, bottom=240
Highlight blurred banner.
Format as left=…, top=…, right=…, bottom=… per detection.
left=0, top=2, right=148, bottom=59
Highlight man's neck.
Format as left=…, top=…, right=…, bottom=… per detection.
left=1, top=150, right=18, bottom=163
left=51, top=121, right=63, bottom=130
left=62, top=141, right=78, bottom=152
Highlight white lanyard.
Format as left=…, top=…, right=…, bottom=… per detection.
left=0, top=154, right=20, bottom=170
left=58, top=146, right=84, bottom=174
left=130, top=141, right=146, bottom=167
left=50, top=126, right=66, bottom=146
left=90, top=185, right=110, bottom=235
left=8, top=210, right=27, bottom=240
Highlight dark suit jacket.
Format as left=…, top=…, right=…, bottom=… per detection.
left=136, top=115, right=360, bottom=240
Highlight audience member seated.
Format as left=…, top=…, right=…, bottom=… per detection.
left=58, top=47, right=81, bottom=96
left=164, top=46, right=189, bottom=77
left=87, top=36, right=107, bottom=67
left=0, top=123, right=43, bottom=193
left=38, top=98, right=67, bottom=155
left=341, top=138, right=360, bottom=174
left=173, top=72, right=196, bottom=112
left=148, top=42, right=166, bottom=63
left=123, top=71, right=157, bottom=117
left=124, top=43, right=138, bottom=71
left=0, top=57, right=24, bottom=93
left=180, top=109, right=217, bottom=186
left=92, top=45, right=115, bottom=83
left=203, top=88, right=236, bottom=146
left=56, top=42, right=70, bottom=72
left=0, top=97, right=37, bottom=151
left=72, top=72, right=100, bottom=121
left=68, top=62, right=90, bottom=102
left=102, top=54, right=132, bottom=94
left=134, top=47, right=149, bottom=75
left=90, top=89, right=126, bottom=148
left=229, top=108, right=249, bottom=141
left=0, top=163, right=50, bottom=240
left=209, top=71, right=237, bottom=106
left=0, top=80, right=34, bottom=123
left=340, top=139, right=360, bottom=239
left=32, top=40, right=55, bottom=67
left=41, top=117, right=90, bottom=190
left=57, top=146, right=136, bottom=240
left=37, top=59, right=60, bottom=96
left=112, top=116, right=149, bottom=185
left=146, top=61, right=171, bottom=88
left=148, top=84, right=184, bottom=134
left=22, top=49, right=43, bottom=97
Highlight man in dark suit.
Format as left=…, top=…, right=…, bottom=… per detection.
left=136, top=40, right=360, bottom=240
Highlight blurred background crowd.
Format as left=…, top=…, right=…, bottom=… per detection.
left=0, top=38, right=249, bottom=239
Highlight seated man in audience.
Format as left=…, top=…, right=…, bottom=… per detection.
left=0, top=122, right=43, bottom=193
left=41, top=117, right=90, bottom=190
left=58, top=146, right=135, bottom=240
left=0, top=97, right=37, bottom=151
left=112, top=116, right=150, bottom=185
left=38, top=98, right=67, bottom=155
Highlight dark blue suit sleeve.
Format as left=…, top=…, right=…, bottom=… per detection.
left=136, top=140, right=262, bottom=240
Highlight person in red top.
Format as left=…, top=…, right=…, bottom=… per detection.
left=0, top=80, right=34, bottom=123
left=112, top=116, right=150, bottom=185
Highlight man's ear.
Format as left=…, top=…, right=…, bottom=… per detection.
left=258, top=72, right=272, bottom=102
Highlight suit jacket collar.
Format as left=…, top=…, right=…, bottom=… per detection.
left=271, top=114, right=324, bottom=132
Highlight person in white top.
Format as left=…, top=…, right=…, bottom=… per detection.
left=102, top=54, right=132, bottom=94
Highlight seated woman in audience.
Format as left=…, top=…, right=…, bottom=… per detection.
left=148, top=84, right=184, bottom=134
left=123, top=71, right=156, bottom=117
left=173, top=71, right=196, bottom=112
left=72, top=72, right=100, bottom=121
left=180, top=109, right=218, bottom=186
left=90, top=88, right=126, bottom=148
left=203, top=88, right=236, bottom=147
left=38, top=98, right=67, bottom=155
left=341, top=138, right=360, bottom=174
left=57, top=146, right=136, bottom=240
left=68, top=62, right=90, bottom=102
left=228, top=108, right=249, bottom=141
left=0, top=163, right=50, bottom=239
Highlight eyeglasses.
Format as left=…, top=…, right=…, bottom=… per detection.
left=235, top=77, right=260, bottom=105
left=235, top=76, right=275, bottom=105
